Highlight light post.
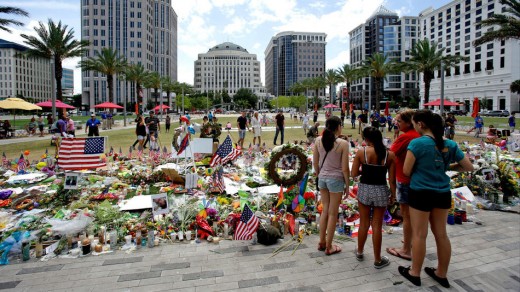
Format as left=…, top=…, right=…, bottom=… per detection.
left=440, top=62, right=445, bottom=116
left=50, top=54, right=56, bottom=121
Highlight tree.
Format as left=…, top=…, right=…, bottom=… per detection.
left=358, top=53, right=399, bottom=111
left=289, top=81, right=305, bottom=96
left=21, top=19, right=89, bottom=101
left=123, top=63, right=149, bottom=113
left=324, top=69, right=340, bottom=104
left=269, top=96, right=291, bottom=108
left=79, top=47, right=127, bottom=104
left=511, top=79, right=520, bottom=93
left=336, top=64, right=358, bottom=113
left=161, top=76, right=175, bottom=109
left=233, top=88, right=258, bottom=109
left=0, top=6, right=28, bottom=32
left=309, top=76, right=326, bottom=108
left=289, top=95, right=307, bottom=110
left=403, top=38, right=467, bottom=105
left=473, top=0, right=520, bottom=46
left=144, top=72, right=161, bottom=106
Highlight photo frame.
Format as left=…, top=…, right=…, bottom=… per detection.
left=481, top=168, right=495, bottom=184
left=64, top=172, right=80, bottom=190
left=151, top=193, right=169, bottom=216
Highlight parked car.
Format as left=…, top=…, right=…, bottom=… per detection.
left=485, top=110, right=510, bottom=117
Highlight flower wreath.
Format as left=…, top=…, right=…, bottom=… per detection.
left=172, top=130, right=182, bottom=152
left=265, top=144, right=310, bottom=186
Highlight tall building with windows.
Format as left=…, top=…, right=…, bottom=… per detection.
left=349, top=6, right=420, bottom=110
left=62, top=68, right=74, bottom=97
left=0, top=39, right=52, bottom=101
left=418, top=0, right=519, bottom=112
left=81, top=0, right=177, bottom=110
left=265, top=31, right=327, bottom=97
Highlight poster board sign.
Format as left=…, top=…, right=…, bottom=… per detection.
left=451, top=186, right=475, bottom=202
left=151, top=193, right=169, bottom=216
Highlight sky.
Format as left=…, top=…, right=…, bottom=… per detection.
left=0, top=0, right=454, bottom=94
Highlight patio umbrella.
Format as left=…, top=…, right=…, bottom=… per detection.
left=384, top=101, right=390, bottom=116
left=323, top=103, right=338, bottom=109
left=0, top=98, right=42, bottom=127
left=153, top=105, right=170, bottom=111
left=471, top=97, right=479, bottom=118
left=94, top=102, right=124, bottom=109
left=36, top=100, right=75, bottom=109
left=423, top=99, right=461, bottom=106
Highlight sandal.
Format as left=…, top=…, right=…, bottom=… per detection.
left=325, top=245, right=342, bottom=256
left=398, top=266, right=421, bottom=286
left=317, top=242, right=326, bottom=251
left=424, top=267, right=450, bottom=288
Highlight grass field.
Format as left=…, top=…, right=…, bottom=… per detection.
left=3, top=112, right=504, bottom=162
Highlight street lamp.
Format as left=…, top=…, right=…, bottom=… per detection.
left=50, top=54, right=56, bottom=121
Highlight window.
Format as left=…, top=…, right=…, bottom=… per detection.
left=486, top=59, right=493, bottom=70
left=464, top=63, right=470, bottom=74
left=501, top=48, right=505, bottom=54
left=475, top=46, right=481, bottom=52
left=500, top=57, right=505, bottom=68
left=487, top=43, right=493, bottom=49
left=487, top=51, right=493, bottom=57
left=455, top=66, right=460, bottom=75
left=475, top=61, right=481, bottom=72
left=465, top=27, right=471, bottom=33
left=476, top=54, right=481, bottom=60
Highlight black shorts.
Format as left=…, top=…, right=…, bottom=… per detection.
left=409, top=189, right=451, bottom=212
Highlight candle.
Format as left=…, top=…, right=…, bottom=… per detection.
left=223, top=223, right=229, bottom=238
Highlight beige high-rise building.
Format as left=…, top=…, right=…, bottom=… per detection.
left=81, top=0, right=177, bottom=111
left=0, top=39, right=52, bottom=101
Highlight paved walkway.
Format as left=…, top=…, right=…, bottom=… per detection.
left=0, top=209, right=518, bottom=291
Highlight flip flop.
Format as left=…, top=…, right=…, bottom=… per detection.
left=386, top=247, right=411, bottom=261
left=317, top=242, right=326, bottom=251
left=325, top=245, right=342, bottom=256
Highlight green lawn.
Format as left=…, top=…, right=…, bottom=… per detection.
left=2, top=112, right=493, bottom=162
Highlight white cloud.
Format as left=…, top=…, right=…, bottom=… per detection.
left=211, top=0, right=247, bottom=7
left=223, top=17, right=247, bottom=35
left=327, top=50, right=351, bottom=72
left=309, top=1, right=327, bottom=9
left=252, top=42, right=261, bottom=50
left=1, top=1, right=78, bottom=10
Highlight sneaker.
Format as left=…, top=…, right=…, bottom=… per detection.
left=355, top=250, right=364, bottom=261
left=374, top=256, right=390, bottom=269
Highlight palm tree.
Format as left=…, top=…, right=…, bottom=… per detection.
left=511, top=79, right=520, bottom=93
left=123, top=63, right=149, bottom=114
left=21, top=19, right=89, bottom=101
left=161, top=76, right=175, bottom=110
left=358, top=53, right=398, bottom=111
left=473, top=0, right=520, bottom=46
left=79, top=47, right=127, bottom=104
left=336, top=64, right=358, bottom=113
left=309, top=76, right=326, bottom=109
left=144, top=72, right=161, bottom=106
left=324, top=69, right=340, bottom=104
left=289, top=81, right=305, bottom=96
left=0, top=6, right=28, bottom=32
left=403, top=38, right=467, bottom=105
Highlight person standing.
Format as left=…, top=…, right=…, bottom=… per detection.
left=302, top=112, right=310, bottom=135
left=509, top=113, right=516, bottom=133
left=313, top=110, right=319, bottom=123
left=340, top=110, right=346, bottom=127
left=357, top=110, right=368, bottom=135
left=135, top=116, right=147, bottom=150
left=66, top=116, right=75, bottom=137
left=47, top=113, right=54, bottom=133
left=444, top=113, right=457, bottom=140
left=351, top=111, right=356, bottom=129
left=37, top=114, right=45, bottom=137
left=107, top=111, right=113, bottom=129
left=208, top=110, right=213, bottom=122
left=56, top=114, right=68, bottom=138
left=101, top=111, right=107, bottom=130
left=307, top=122, right=320, bottom=144
left=146, top=111, right=160, bottom=151
left=385, top=110, right=419, bottom=262
left=165, top=115, right=171, bottom=133
left=351, top=127, right=396, bottom=269
left=131, top=113, right=143, bottom=149
left=236, top=111, right=249, bottom=148
left=313, top=116, right=350, bottom=256
left=273, top=109, right=285, bottom=145
left=387, top=114, right=393, bottom=132
left=262, top=112, right=268, bottom=126
left=399, top=110, right=473, bottom=288
left=85, top=114, right=101, bottom=137
left=251, top=111, right=262, bottom=147
left=378, top=114, right=387, bottom=135
left=467, top=113, right=484, bottom=137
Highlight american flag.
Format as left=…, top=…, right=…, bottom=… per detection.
left=210, top=166, right=226, bottom=193
left=108, top=146, right=114, bottom=156
left=162, top=146, right=169, bottom=159
left=58, top=137, right=106, bottom=170
left=128, top=146, right=133, bottom=158
left=210, top=135, right=241, bottom=167
left=234, top=204, right=259, bottom=240
left=137, top=146, right=143, bottom=160
left=17, top=153, right=26, bottom=172
left=119, top=147, right=123, bottom=156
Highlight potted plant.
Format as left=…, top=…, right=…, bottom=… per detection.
left=176, top=202, right=196, bottom=241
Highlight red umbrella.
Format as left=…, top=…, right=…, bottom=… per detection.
left=323, top=103, right=338, bottom=109
left=423, top=99, right=461, bottom=106
left=94, top=102, right=124, bottom=109
left=36, top=100, right=75, bottom=109
left=471, top=97, right=480, bottom=118
left=384, top=101, right=390, bottom=116
left=153, top=105, right=170, bottom=111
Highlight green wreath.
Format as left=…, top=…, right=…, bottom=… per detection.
left=265, top=144, right=309, bottom=186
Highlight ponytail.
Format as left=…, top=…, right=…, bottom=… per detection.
left=322, top=116, right=341, bottom=152
left=362, top=126, right=386, bottom=164
left=413, top=109, right=445, bottom=150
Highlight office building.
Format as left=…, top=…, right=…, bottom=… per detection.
left=349, top=5, right=420, bottom=110
left=0, top=39, right=52, bottom=101
left=81, top=0, right=177, bottom=110
left=418, top=0, right=519, bottom=112
left=265, top=31, right=327, bottom=97
left=62, top=68, right=74, bottom=97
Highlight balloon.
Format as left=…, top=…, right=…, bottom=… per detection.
left=24, top=150, right=30, bottom=156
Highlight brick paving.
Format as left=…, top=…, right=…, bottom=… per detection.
left=0, top=209, right=518, bottom=291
